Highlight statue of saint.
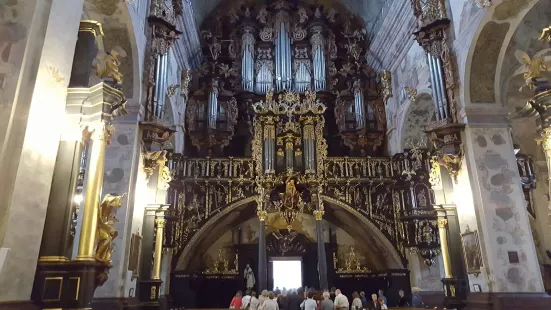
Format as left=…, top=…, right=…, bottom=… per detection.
left=244, top=263, right=256, bottom=290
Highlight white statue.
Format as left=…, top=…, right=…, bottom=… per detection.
left=244, top=264, right=256, bottom=289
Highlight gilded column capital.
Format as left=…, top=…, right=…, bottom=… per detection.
left=437, top=218, right=448, bottom=228
left=86, top=122, right=115, bottom=144
left=79, top=20, right=104, bottom=37
left=314, top=210, right=325, bottom=221
left=155, top=218, right=166, bottom=229
left=257, top=210, right=267, bottom=221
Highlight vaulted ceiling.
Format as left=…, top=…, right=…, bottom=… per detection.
left=190, top=0, right=389, bottom=37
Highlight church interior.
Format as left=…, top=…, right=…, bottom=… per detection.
left=1, top=0, right=551, bottom=309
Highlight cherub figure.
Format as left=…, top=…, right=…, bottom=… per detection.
left=92, top=46, right=127, bottom=85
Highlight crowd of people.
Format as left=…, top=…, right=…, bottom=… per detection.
left=229, top=287, right=424, bottom=310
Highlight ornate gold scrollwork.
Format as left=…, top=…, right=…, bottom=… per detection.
left=143, top=150, right=168, bottom=178
left=334, top=246, right=371, bottom=274
left=203, top=248, right=239, bottom=275
left=426, top=123, right=465, bottom=183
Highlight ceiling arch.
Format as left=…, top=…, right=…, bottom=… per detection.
left=190, top=0, right=388, bottom=37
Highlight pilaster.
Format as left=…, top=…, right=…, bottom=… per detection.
left=462, top=122, right=544, bottom=292
left=0, top=0, right=85, bottom=301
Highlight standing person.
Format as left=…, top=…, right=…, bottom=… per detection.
left=377, top=290, right=387, bottom=306
left=397, top=289, right=409, bottom=307
left=333, top=289, right=349, bottom=310
left=359, top=292, right=368, bottom=308
left=288, top=288, right=303, bottom=310
left=278, top=289, right=289, bottom=310
left=250, top=291, right=260, bottom=310
left=378, top=298, right=387, bottom=310
left=329, top=287, right=337, bottom=302
left=411, top=287, right=424, bottom=308
left=320, top=291, right=334, bottom=310
left=230, top=291, right=243, bottom=309
left=367, top=294, right=380, bottom=310
left=259, top=290, right=269, bottom=309
left=263, top=292, right=280, bottom=310
left=243, top=290, right=252, bottom=309
left=351, top=292, right=362, bottom=310
left=300, top=291, right=317, bottom=310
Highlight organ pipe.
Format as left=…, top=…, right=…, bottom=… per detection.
left=295, top=63, right=310, bottom=93
left=242, top=29, right=255, bottom=91
left=353, top=80, right=365, bottom=130
left=435, top=57, right=449, bottom=119
left=276, top=22, right=292, bottom=91
left=428, top=55, right=444, bottom=120
left=311, top=27, right=326, bottom=91
left=208, top=80, right=219, bottom=129
left=264, top=121, right=276, bottom=173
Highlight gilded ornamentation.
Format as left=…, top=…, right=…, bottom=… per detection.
left=474, top=0, right=491, bottom=8
left=273, top=177, right=306, bottom=230
left=92, top=46, right=127, bottom=85
left=181, top=70, right=192, bottom=102
left=167, top=84, right=180, bottom=97
left=335, top=246, right=371, bottom=273
left=514, top=50, right=550, bottom=91
left=143, top=150, right=168, bottom=178
left=405, top=87, right=417, bottom=103
left=46, top=65, right=65, bottom=85
left=95, top=193, right=127, bottom=263
left=380, top=71, right=393, bottom=104
left=203, top=248, right=239, bottom=274
left=540, top=26, right=551, bottom=43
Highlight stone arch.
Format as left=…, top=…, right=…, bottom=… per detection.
left=176, top=195, right=404, bottom=271
left=463, top=0, right=543, bottom=106
left=399, top=90, right=436, bottom=151
left=82, top=0, right=142, bottom=100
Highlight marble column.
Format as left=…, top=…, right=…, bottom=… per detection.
left=0, top=0, right=85, bottom=301
left=258, top=210, right=267, bottom=292
left=462, top=123, right=544, bottom=292
left=315, top=211, right=328, bottom=290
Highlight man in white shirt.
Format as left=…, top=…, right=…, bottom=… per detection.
left=242, top=290, right=252, bottom=309
left=334, top=289, right=349, bottom=310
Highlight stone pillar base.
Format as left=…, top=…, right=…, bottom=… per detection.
left=32, top=260, right=111, bottom=309
left=138, top=279, right=163, bottom=309
left=466, top=292, right=551, bottom=310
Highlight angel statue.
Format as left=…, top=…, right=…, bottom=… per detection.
left=92, top=46, right=128, bottom=86
left=95, top=193, right=126, bottom=263
left=513, top=49, right=551, bottom=91
left=244, top=263, right=256, bottom=290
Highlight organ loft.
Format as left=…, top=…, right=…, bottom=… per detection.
left=1, top=0, right=551, bottom=310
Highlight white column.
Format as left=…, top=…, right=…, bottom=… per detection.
left=0, top=0, right=85, bottom=301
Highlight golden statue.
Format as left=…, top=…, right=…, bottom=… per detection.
left=95, top=193, right=126, bottom=263
left=276, top=177, right=305, bottom=231
left=514, top=49, right=550, bottom=90
left=92, top=46, right=127, bottom=85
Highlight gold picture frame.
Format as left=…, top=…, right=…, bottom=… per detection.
left=128, top=232, right=142, bottom=280
left=461, top=226, right=483, bottom=275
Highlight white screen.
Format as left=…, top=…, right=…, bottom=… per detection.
left=272, top=260, right=302, bottom=290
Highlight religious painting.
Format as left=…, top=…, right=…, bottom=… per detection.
left=461, top=227, right=483, bottom=274
left=128, top=232, right=142, bottom=280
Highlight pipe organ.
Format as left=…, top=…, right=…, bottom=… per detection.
left=167, top=0, right=441, bottom=285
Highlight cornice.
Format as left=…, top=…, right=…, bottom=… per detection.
left=366, top=0, right=416, bottom=71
